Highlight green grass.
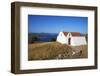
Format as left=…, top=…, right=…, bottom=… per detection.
left=28, top=42, right=88, bottom=60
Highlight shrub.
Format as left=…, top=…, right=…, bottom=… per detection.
left=28, top=36, right=39, bottom=43
left=50, top=38, right=56, bottom=41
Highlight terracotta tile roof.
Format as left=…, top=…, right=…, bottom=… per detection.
left=63, top=32, right=81, bottom=36
left=63, top=32, right=68, bottom=36
left=71, top=32, right=81, bottom=36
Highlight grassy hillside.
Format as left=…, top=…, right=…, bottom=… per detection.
left=28, top=42, right=87, bottom=60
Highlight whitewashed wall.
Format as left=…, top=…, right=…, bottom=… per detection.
left=71, top=37, right=87, bottom=46
left=56, top=32, right=68, bottom=44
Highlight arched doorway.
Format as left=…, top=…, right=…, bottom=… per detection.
left=68, top=38, right=71, bottom=45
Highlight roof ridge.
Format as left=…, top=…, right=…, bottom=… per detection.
left=62, top=32, right=81, bottom=36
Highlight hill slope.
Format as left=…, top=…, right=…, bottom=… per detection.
left=28, top=42, right=87, bottom=60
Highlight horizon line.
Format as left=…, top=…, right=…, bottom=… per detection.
left=28, top=31, right=87, bottom=34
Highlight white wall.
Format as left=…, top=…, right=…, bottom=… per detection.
left=71, top=37, right=87, bottom=46
left=57, top=32, right=68, bottom=44
left=0, top=0, right=100, bottom=76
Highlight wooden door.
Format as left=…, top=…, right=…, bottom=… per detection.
left=68, top=38, right=71, bottom=45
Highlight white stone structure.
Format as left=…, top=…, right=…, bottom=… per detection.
left=56, top=32, right=87, bottom=46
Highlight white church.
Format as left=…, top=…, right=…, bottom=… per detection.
left=56, top=32, right=87, bottom=46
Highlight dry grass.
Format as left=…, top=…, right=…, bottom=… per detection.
left=77, top=45, right=88, bottom=58
left=28, top=42, right=88, bottom=60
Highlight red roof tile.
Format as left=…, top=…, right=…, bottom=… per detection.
left=63, top=32, right=68, bottom=36
left=63, top=32, right=81, bottom=36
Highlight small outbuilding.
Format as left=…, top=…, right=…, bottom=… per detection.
left=56, top=32, right=87, bottom=46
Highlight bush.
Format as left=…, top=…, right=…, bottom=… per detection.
left=50, top=38, right=56, bottom=41
left=85, top=34, right=88, bottom=42
left=28, top=36, right=39, bottom=43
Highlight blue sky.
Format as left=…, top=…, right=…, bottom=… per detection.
left=28, top=15, right=88, bottom=34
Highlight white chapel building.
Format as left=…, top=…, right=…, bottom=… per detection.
left=56, top=32, right=87, bottom=46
